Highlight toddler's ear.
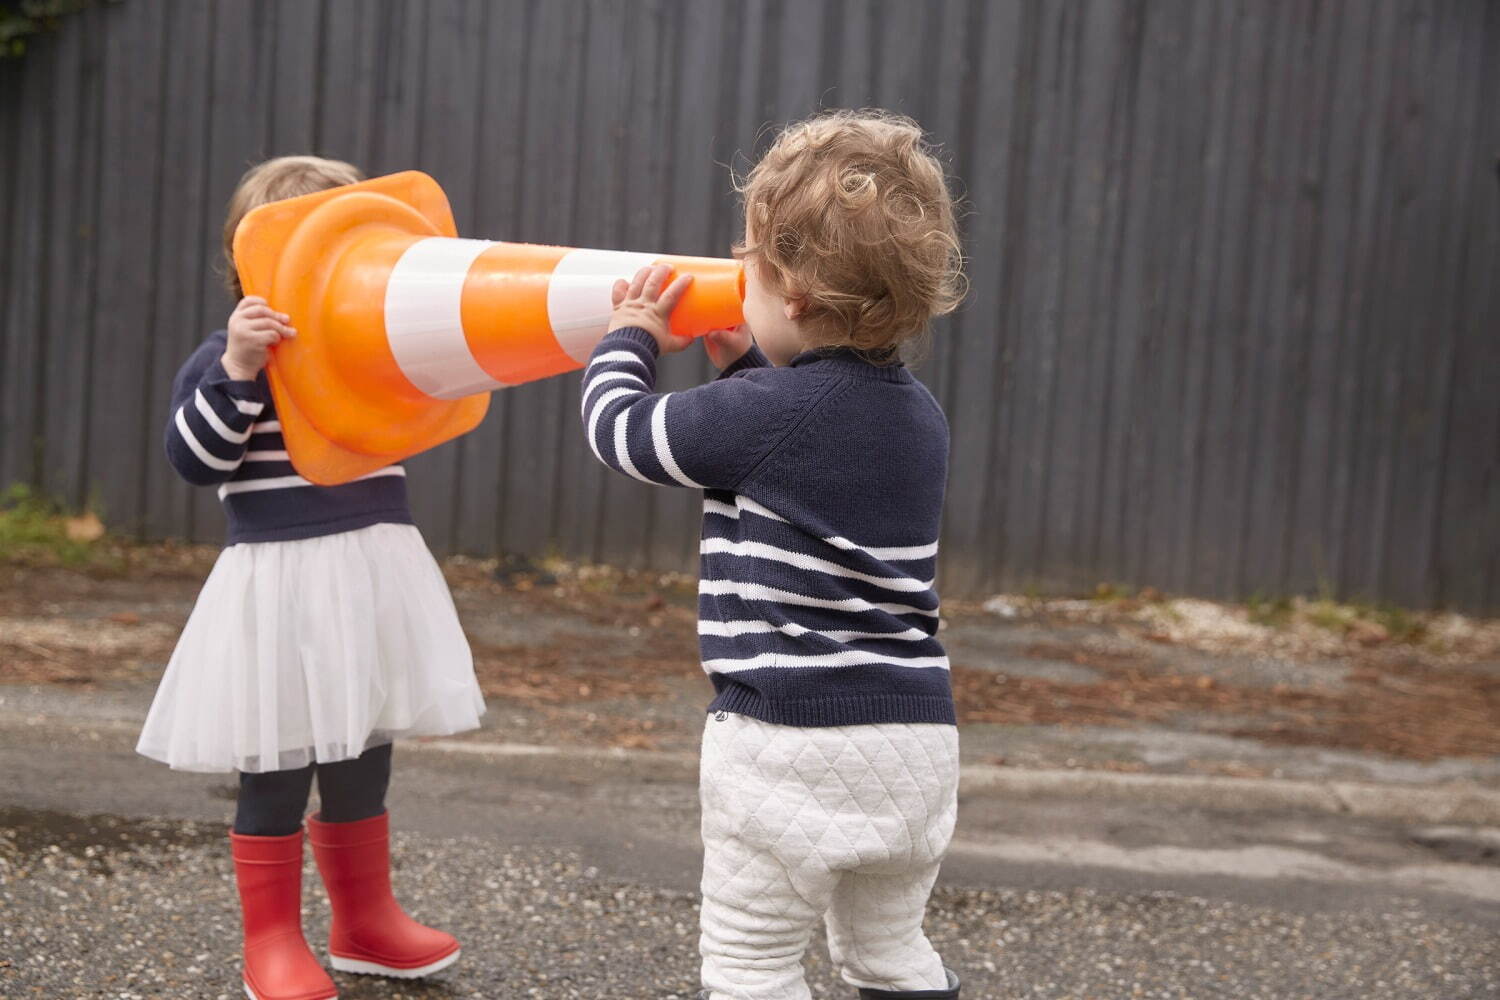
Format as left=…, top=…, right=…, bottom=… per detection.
left=784, top=296, right=807, bottom=321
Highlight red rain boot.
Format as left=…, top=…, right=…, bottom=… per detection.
left=231, top=830, right=339, bottom=1000
left=307, top=811, right=460, bottom=978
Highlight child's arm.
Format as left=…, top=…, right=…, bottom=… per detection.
left=163, top=343, right=264, bottom=485
left=163, top=297, right=294, bottom=485
left=580, top=265, right=803, bottom=491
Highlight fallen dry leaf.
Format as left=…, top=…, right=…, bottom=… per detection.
left=63, top=513, right=105, bottom=542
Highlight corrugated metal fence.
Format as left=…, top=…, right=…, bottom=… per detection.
left=1, top=0, right=1497, bottom=610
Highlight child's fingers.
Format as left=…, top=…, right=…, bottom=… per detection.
left=611, top=278, right=629, bottom=308
left=626, top=266, right=651, bottom=301
left=654, top=273, right=694, bottom=315
left=640, top=263, right=673, bottom=302
left=248, top=322, right=295, bottom=343
left=239, top=303, right=290, bottom=323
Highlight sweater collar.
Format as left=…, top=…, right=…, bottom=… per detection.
left=788, top=346, right=913, bottom=383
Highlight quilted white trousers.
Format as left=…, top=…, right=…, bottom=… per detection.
left=699, top=713, right=960, bottom=999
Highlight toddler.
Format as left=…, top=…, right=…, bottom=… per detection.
left=580, top=111, right=965, bottom=999
left=137, top=155, right=485, bottom=1000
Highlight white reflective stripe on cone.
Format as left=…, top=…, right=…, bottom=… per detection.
left=384, top=237, right=504, bottom=399
left=546, top=248, right=661, bottom=364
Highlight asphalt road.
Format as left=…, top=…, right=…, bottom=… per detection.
left=2, top=711, right=1497, bottom=999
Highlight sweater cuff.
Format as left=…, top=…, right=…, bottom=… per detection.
left=203, top=358, right=268, bottom=409
left=717, top=343, right=772, bottom=379
left=601, top=326, right=661, bottom=358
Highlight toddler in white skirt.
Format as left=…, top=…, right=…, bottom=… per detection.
left=136, top=156, right=486, bottom=1000
left=579, top=110, right=965, bottom=999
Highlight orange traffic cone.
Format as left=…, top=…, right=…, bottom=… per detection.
left=232, top=171, right=744, bottom=486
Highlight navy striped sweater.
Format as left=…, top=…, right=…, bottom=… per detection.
left=165, top=331, right=413, bottom=544
left=582, top=326, right=955, bottom=728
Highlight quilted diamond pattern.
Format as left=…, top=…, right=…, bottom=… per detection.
left=699, top=714, right=960, bottom=999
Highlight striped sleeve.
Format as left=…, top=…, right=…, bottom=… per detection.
left=580, top=327, right=792, bottom=491
left=163, top=337, right=266, bottom=486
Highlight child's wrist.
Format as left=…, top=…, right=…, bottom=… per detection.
left=219, top=352, right=261, bottom=382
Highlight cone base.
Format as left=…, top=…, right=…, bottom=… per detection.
left=239, top=172, right=488, bottom=486
left=266, top=368, right=488, bottom=486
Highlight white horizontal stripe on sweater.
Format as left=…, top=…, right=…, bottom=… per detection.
left=216, top=466, right=406, bottom=498
left=698, top=619, right=933, bottom=642
left=581, top=370, right=647, bottom=413
left=703, top=650, right=950, bottom=672
left=194, top=389, right=253, bottom=445
left=586, top=349, right=651, bottom=373
left=244, top=450, right=289, bottom=462
left=174, top=408, right=241, bottom=471
left=700, top=538, right=934, bottom=592
left=703, top=495, right=941, bottom=563
left=702, top=498, right=740, bottom=520
left=251, top=420, right=281, bottom=433
left=652, top=394, right=703, bottom=488
left=586, top=386, right=641, bottom=464
left=232, top=397, right=266, bottom=416
left=699, top=578, right=940, bottom=618
left=831, top=536, right=939, bottom=561
left=612, top=405, right=653, bottom=484
left=734, top=495, right=789, bottom=523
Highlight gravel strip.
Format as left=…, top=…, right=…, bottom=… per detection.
left=2, top=811, right=1496, bottom=999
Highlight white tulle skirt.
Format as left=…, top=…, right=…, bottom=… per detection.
left=137, top=522, right=485, bottom=773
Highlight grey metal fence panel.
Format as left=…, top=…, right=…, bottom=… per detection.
left=1, top=0, right=1495, bottom=611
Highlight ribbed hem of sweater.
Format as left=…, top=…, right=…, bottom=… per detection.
left=708, top=683, right=957, bottom=728
left=225, top=510, right=415, bottom=545
left=203, top=357, right=268, bottom=403
left=608, top=326, right=661, bottom=357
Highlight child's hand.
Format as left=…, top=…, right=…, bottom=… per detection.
left=222, top=296, right=296, bottom=381
left=609, top=263, right=695, bottom=354
left=703, top=325, right=754, bottom=370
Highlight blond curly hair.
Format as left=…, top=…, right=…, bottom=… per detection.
left=734, top=110, right=965, bottom=360
left=222, top=155, right=364, bottom=298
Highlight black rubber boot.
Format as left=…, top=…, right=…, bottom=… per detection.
left=857, top=967, right=961, bottom=999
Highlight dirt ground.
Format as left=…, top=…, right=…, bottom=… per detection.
left=3, top=540, right=1498, bottom=768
